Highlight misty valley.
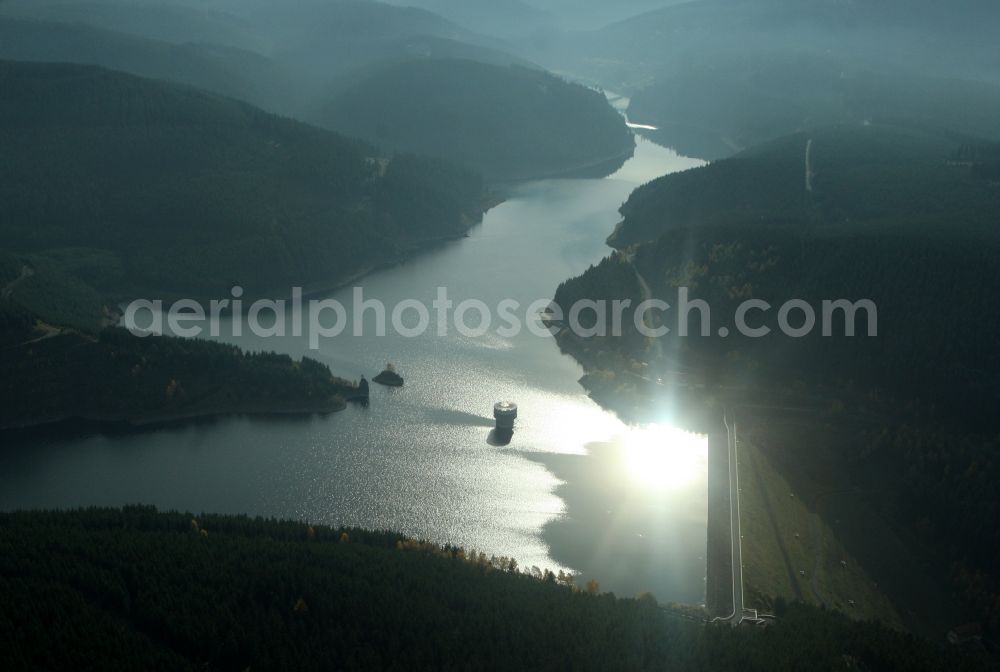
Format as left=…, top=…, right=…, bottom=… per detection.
left=1, top=1, right=999, bottom=670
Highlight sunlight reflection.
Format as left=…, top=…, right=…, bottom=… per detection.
left=534, top=394, right=626, bottom=455
left=623, top=424, right=707, bottom=492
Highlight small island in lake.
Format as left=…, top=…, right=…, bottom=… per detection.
left=373, top=364, right=404, bottom=387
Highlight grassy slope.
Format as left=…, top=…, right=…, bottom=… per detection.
left=737, top=433, right=904, bottom=628
left=741, top=421, right=972, bottom=641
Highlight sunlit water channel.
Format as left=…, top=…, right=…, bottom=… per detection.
left=1, top=135, right=711, bottom=603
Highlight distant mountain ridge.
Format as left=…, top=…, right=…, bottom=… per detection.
left=0, top=58, right=489, bottom=428
left=627, top=55, right=1000, bottom=159
left=314, top=58, right=635, bottom=181
left=0, top=18, right=307, bottom=113
left=0, top=0, right=265, bottom=50
left=540, top=0, right=1000, bottom=92
left=555, top=123, right=1000, bottom=426
left=0, top=60, right=489, bottom=313
left=381, top=0, right=556, bottom=38
left=0, top=0, right=531, bottom=116
left=608, top=124, right=1000, bottom=247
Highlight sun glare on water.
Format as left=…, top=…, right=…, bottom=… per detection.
left=623, top=424, right=707, bottom=492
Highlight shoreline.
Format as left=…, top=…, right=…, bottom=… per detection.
left=106, top=195, right=507, bottom=317
left=7, top=195, right=507, bottom=437
left=525, top=436, right=710, bottom=607
left=0, top=396, right=349, bottom=434
left=551, top=327, right=948, bottom=631
left=550, top=328, right=734, bottom=614
left=487, top=141, right=637, bottom=186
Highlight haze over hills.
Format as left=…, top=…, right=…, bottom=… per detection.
left=314, top=58, right=635, bottom=180
left=381, top=0, right=556, bottom=39
left=0, top=60, right=488, bottom=310
left=533, top=0, right=1000, bottom=92
left=0, top=0, right=475, bottom=50
left=0, top=18, right=305, bottom=114
left=553, top=122, right=1000, bottom=640
left=4, top=0, right=1000, bottom=665
left=608, top=125, right=1000, bottom=247
left=378, top=0, right=690, bottom=36
left=210, top=0, right=511, bottom=86
left=628, top=56, right=1000, bottom=159
left=0, top=58, right=487, bottom=428
left=523, top=0, right=1000, bottom=172
left=0, top=0, right=266, bottom=51
left=0, top=3, right=634, bottom=434
left=526, top=0, right=687, bottom=31
left=0, top=0, right=529, bottom=116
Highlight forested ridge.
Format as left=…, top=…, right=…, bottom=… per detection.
left=0, top=60, right=493, bottom=429
left=0, top=0, right=524, bottom=115
left=553, top=122, right=1000, bottom=646
left=0, top=254, right=357, bottom=429
left=2, top=2, right=999, bottom=665
left=314, top=58, right=635, bottom=181
left=608, top=125, right=1000, bottom=248
left=0, top=325, right=358, bottom=430
left=0, top=60, right=488, bottom=303
left=558, top=0, right=1000, bottom=94
left=0, top=17, right=302, bottom=114
left=0, top=507, right=989, bottom=671
left=557, top=228, right=1000, bottom=428
left=628, top=58, right=1000, bottom=160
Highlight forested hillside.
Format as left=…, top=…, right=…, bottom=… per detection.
left=0, top=326, right=358, bottom=430
left=0, top=60, right=488, bottom=306
left=380, top=0, right=555, bottom=38
left=198, top=0, right=525, bottom=93
left=314, top=59, right=634, bottom=181
left=558, top=125, right=1000, bottom=429
left=539, top=0, right=1000, bottom=92
left=607, top=125, right=1000, bottom=247
left=628, top=57, right=1000, bottom=159
left=0, top=249, right=360, bottom=429
left=559, top=228, right=1000, bottom=428
left=0, top=59, right=488, bottom=430
left=555, top=228, right=1000, bottom=650
left=552, top=121, right=1000, bottom=645
left=0, top=18, right=302, bottom=113
left=0, top=507, right=988, bottom=671
left=0, top=0, right=265, bottom=50
left=0, top=1, right=526, bottom=116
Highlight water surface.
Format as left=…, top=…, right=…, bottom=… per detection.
left=1, top=136, right=710, bottom=602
